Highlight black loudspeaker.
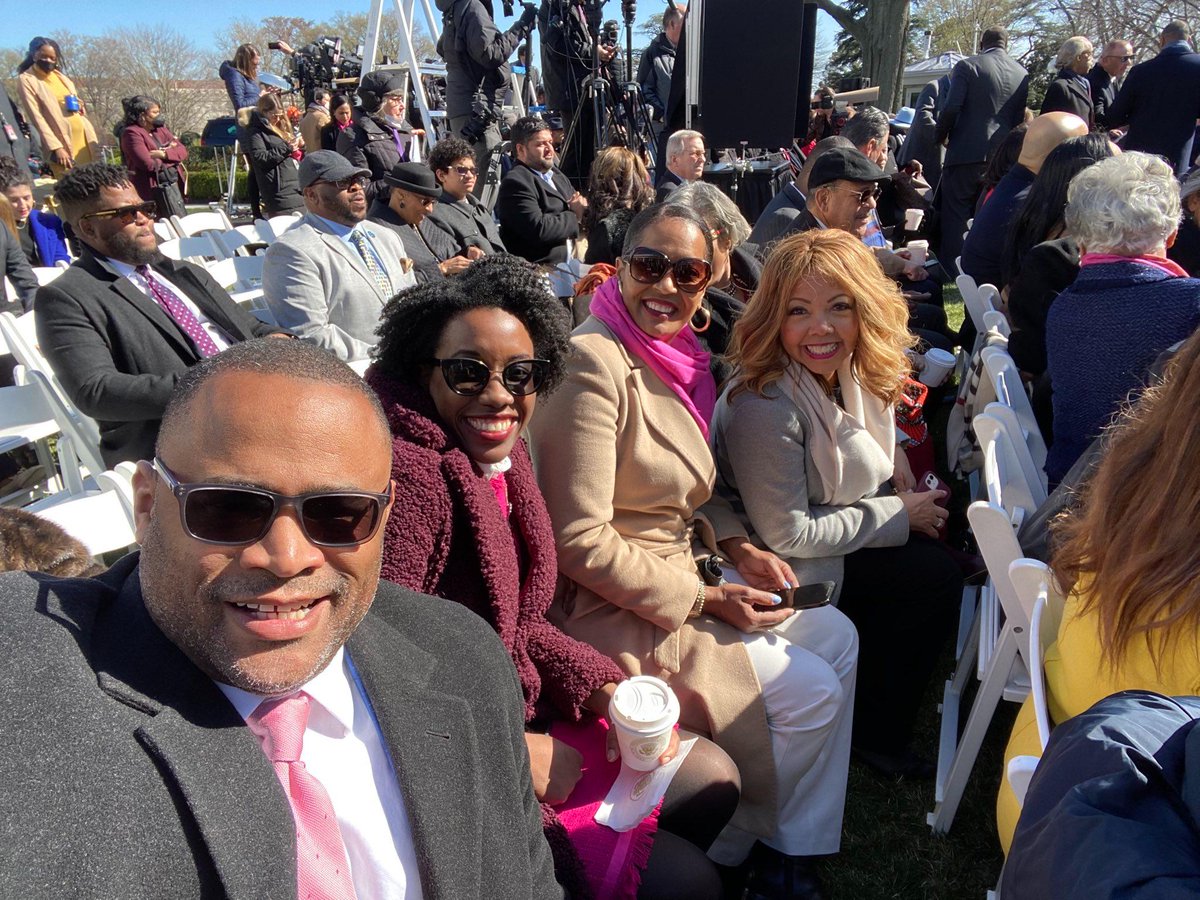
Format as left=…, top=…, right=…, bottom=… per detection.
left=698, top=0, right=806, bottom=148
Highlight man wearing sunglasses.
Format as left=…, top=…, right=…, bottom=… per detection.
left=263, top=150, right=416, bottom=362
left=34, top=162, right=287, bottom=468
left=1087, top=39, right=1133, bottom=130
left=1106, top=20, right=1200, bottom=174
left=0, top=339, right=564, bottom=898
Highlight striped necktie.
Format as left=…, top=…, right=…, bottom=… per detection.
left=349, top=228, right=393, bottom=298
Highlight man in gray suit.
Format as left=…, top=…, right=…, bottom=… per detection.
left=936, top=26, right=1029, bottom=275
left=263, top=151, right=416, bottom=362
left=0, top=339, right=564, bottom=899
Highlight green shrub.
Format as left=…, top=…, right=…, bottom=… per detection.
left=185, top=170, right=248, bottom=203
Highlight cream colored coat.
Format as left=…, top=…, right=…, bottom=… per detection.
left=18, top=69, right=99, bottom=159
left=530, top=317, right=778, bottom=838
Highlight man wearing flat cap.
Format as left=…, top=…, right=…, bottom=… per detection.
left=337, top=70, right=420, bottom=205
left=263, top=151, right=416, bottom=362
left=367, top=161, right=477, bottom=282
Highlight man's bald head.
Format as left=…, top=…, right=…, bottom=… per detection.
left=1018, top=112, right=1090, bottom=174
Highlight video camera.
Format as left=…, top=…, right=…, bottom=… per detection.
left=271, top=37, right=364, bottom=105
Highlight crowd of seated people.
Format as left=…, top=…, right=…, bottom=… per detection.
left=10, top=16, right=1200, bottom=896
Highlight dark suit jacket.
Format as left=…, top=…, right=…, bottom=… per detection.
left=898, top=75, right=949, bottom=189
left=34, top=249, right=282, bottom=467
left=748, top=181, right=806, bottom=247
left=495, top=162, right=579, bottom=264
left=367, top=200, right=460, bottom=283
left=1, top=218, right=37, bottom=312
left=1040, top=68, right=1094, bottom=128
left=937, top=47, right=1030, bottom=167
left=426, top=189, right=506, bottom=255
left=1107, top=42, right=1200, bottom=173
left=654, top=168, right=684, bottom=202
left=0, top=555, right=563, bottom=899
left=1086, top=64, right=1118, bottom=128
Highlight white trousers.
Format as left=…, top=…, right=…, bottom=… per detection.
left=709, top=604, right=858, bottom=862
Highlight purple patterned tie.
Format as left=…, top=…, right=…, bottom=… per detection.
left=135, top=265, right=220, bottom=358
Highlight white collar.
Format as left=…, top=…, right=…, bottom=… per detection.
left=477, top=456, right=512, bottom=479
left=217, top=646, right=355, bottom=737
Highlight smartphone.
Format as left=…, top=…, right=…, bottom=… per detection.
left=916, top=470, right=950, bottom=539
left=778, top=581, right=836, bottom=610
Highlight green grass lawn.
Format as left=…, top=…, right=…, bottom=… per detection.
left=820, top=286, right=1011, bottom=898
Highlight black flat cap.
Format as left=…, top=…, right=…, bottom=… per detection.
left=808, top=147, right=888, bottom=190
left=299, top=150, right=371, bottom=189
left=383, top=161, right=442, bottom=198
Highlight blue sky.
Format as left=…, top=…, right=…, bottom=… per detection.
left=4, top=1, right=835, bottom=60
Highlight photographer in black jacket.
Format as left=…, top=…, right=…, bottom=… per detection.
left=436, top=0, right=537, bottom=195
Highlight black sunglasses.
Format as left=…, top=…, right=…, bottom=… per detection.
left=452, top=165, right=478, bottom=176
left=427, top=357, right=550, bottom=396
left=830, top=185, right=883, bottom=204
left=153, top=458, right=392, bottom=547
left=623, top=247, right=713, bottom=292
left=80, top=201, right=158, bottom=224
left=316, top=175, right=368, bottom=192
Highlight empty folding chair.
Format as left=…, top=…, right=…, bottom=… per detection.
left=158, top=234, right=228, bottom=263
left=0, top=381, right=64, bottom=504
left=153, top=220, right=181, bottom=242
left=26, top=468, right=138, bottom=557
left=254, top=213, right=302, bottom=243
left=212, top=225, right=267, bottom=258
left=170, top=209, right=235, bottom=238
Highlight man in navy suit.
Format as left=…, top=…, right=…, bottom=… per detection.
left=1107, top=20, right=1200, bottom=173
left=935, top=26, right=1029, bottom=275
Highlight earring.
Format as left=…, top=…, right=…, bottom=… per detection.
left=691, top=304, right=712, bottom=333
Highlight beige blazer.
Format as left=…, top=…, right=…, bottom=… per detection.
left=18, top=69, right=99, bottom=158
left=530, top=317, right=778, bottom=838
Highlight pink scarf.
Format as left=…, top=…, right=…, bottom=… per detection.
left=1079, top=252, right=1190, bottom=278
left=589, top=276, right=716, bottom=438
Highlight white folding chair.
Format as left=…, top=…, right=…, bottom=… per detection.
left=18, top=367, right=104, bottom=483
left=930, top=429, right=1036, bottom=834
left=981, top=346, right=1048, bottom=473
left=982, top=309, right=1011, bottom=340
left=26, top=467, right=138, bottom=557
left=0, top=381, right=64, bottom=504
left=32, top=266, right=66, bottom=286
left=153, top=220, right=181, bottom=242
left=255, top=213, right=303, bottom=243
left=211, top=225, right=267, bottom=258
left=170, top=209, right=234, bottom=238
left=158, top=234, right=228, bottom=263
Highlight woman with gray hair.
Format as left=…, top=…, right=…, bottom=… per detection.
left=672, top=181, right=759, bottom=383
left=1044, top=151, right=1200, bottom=484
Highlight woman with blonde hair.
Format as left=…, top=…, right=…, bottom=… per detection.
left=582, top=146, right=655, bottom=265
left=996, top=327, right=1200, bottom=851
left=239, top=92, right=303, bottom=216
left=711, top=228, right=962, bottom=778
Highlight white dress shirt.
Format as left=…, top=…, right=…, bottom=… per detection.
left=218, top=649, right=424, bottom=899
left=108, top=257, right=232, bottom=351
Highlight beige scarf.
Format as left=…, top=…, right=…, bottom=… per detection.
left=777, top=359, right=895, bottom=506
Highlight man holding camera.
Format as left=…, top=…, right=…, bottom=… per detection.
left=436, top=0, right=537, bottom=196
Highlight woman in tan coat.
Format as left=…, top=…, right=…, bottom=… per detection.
left=531, top=203, right=858, bottom=900
left=17, top=37, right=99, bottom=177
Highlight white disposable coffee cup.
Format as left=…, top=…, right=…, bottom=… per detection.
left=919, top=347, right=956, bottom=387
left=904, top=208, right=925, bottom=231
left=609, top=676, right=680, bottom=771
left=905, top=239, right=929, bottom=268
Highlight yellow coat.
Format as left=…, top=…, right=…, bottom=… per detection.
left=529, top=317, right=778, bottom=838
left=18, top=68, right=99, bottom=162
left=997, top=582, right=1200, bottom=852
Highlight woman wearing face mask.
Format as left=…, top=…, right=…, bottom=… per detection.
left=17, top=37, right=99, bottom=177
left=337, top=71, right=417, bottom=206
left=319, top=93, right=355, bottom=151
left=119, top=95, right=190, bottom=220
left=239, top=93, right=303, bottom=217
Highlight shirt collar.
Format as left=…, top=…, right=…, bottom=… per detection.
left=107, top=257, right=147, bottom=279
left=216, top=646, right=355, bottom=736
left=313, top=213, right=357, bottom=240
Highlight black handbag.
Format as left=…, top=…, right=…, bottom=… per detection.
left=149, top=133, right=186, bottom=219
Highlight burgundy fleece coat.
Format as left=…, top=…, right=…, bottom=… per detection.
left=368, top=370, right=624, bottom=724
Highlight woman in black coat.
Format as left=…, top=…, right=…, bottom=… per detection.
left=336, top=71, right=417, bottom=206
left=240, top=93, right=303, bottom=217
left=319, top=92, right=354, bottom=151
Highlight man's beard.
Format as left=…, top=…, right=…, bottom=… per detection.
left=108, top=229, right=163, bottom=266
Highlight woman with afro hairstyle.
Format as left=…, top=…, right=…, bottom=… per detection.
left=366, top=254, right=740, bottom=900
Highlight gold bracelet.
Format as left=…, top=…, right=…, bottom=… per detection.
left=689, top=579, right=707, bottom=618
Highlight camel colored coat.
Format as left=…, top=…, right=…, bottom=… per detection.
left=18, top=69, right=99, bottom=159
left=530, top=317, right=778, bottom=838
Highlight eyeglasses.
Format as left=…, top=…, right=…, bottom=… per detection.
left=316, top=175, right=368, bottom=192
left=426, top=357, right=550, bottom=396
left=153, top=458, right=392, bottom=547
left=829, top=185, right=883, bottom=204
left=452, top=165, right=478, bottom=177
left=80, top=201, right=158, bottom=225
left=623, top=247, right=713, bottom=292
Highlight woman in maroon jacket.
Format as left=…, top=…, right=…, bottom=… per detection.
left=119, top=95, right=188, bottom=218
left=367, top=255, right=739, bottom=900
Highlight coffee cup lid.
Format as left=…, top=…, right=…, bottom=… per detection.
left=612, top=677, right=677, bottom=725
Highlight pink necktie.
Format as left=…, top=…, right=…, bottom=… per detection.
left=248, top=693, right=358, bottom=900
left=489, top=472, right=510, bottom=518
left=135, top=265, right=221, bottom=358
